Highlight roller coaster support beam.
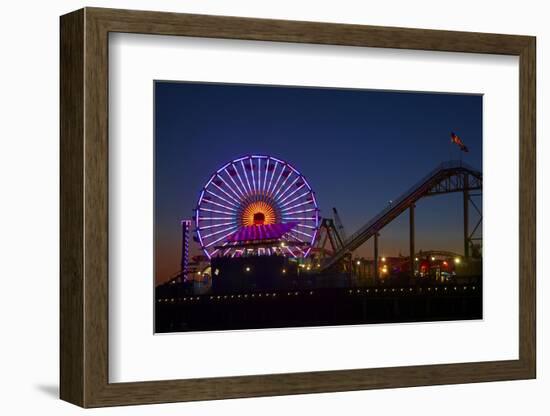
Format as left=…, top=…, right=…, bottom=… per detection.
left=410, top=204, right=415, bottom=278
left=463, top=173, right=470, bottom=260
left=374, top=232, right=379, bottom=283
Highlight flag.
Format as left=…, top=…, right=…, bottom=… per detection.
left=450, top=132, right=469, bottom=152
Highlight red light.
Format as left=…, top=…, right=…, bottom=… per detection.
left=253, top=212, right=265, bottom=225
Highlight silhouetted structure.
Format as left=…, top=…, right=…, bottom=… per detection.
left=211, top=256, right=298, bottom=293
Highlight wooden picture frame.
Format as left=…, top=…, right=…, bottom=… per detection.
left=60, top=7, right=536, bottom=408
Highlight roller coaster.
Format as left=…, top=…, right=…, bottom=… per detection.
left=319, top=160, right=482, bottom=274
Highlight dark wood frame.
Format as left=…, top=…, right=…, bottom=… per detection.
left=60, top=7, right=536, bottom=408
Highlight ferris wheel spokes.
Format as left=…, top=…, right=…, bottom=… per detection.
left=195, top=155, right=319, bottom=259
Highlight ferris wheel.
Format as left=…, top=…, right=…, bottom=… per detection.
left=194, top=155, right=320, bottom=259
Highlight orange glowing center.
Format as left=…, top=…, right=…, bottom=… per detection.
left=242, top=201, right=276, bottom=226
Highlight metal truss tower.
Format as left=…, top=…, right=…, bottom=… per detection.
left=180, top=219, right=192, bottom=281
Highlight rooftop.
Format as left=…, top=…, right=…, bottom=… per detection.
left=228, top=222, right=298, bottom=243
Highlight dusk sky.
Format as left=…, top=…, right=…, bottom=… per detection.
left=155, top=81, right=482, bottom=284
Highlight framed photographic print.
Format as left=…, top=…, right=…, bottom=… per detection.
left=153, top=82, right=484, bottom=333
left=60, top=7, right=536, bottom=407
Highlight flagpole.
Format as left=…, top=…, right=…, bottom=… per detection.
left=449, top=132, right=453, bottom=163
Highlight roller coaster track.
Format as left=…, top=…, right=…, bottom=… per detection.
left=321, top=160, right=482, bottom=271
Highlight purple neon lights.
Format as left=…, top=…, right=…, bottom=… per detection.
left=228, top=222, right=298, bottom=243
left=194, top=155, right=320, bottom=258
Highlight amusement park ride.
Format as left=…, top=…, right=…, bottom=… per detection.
left=194, top=155, right=320, bottom=260
left=171, top=155, right=482, bottom=289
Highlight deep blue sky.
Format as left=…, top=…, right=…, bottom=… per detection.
left=155, top=81, right=482, bottom=283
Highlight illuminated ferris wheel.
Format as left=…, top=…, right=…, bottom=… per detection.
left=195, top=155, right=320, bottom=259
